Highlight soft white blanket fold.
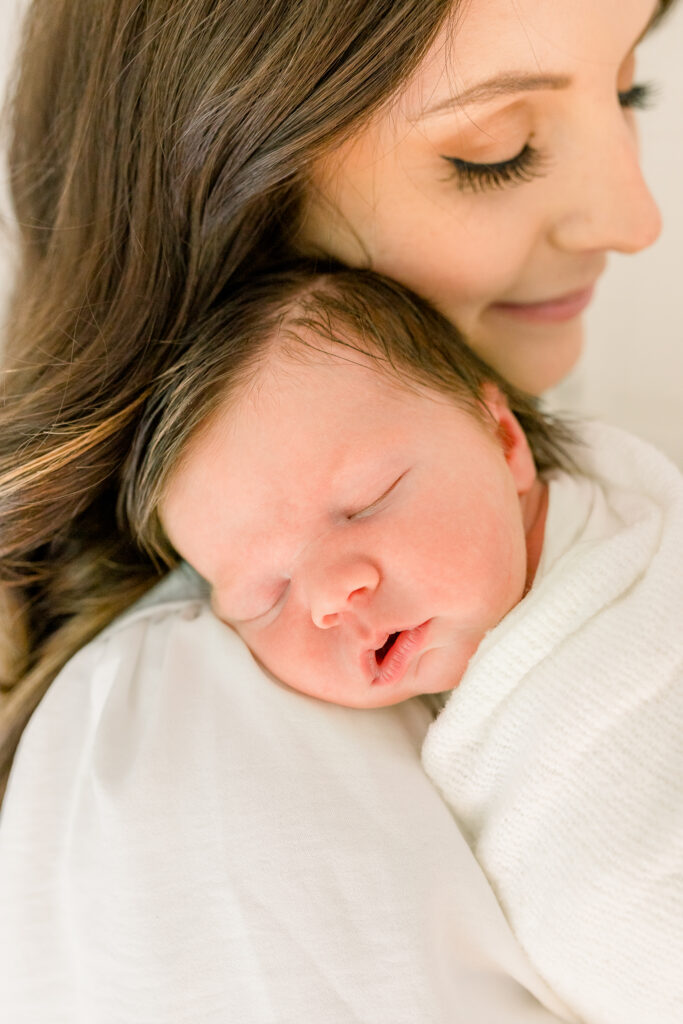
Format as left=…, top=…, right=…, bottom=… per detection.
left=422, top=421, right=683, bottom=1024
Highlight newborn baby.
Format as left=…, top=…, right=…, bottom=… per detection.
left=156, top=265, right=683, bottom=1024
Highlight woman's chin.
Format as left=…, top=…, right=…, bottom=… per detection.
left=470, top=315, right=586, bottom=396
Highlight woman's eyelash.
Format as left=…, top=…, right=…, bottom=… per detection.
left=618, top=81, right=657, bottom=110
left=442, top=143, right=546, bottom=194
left=443, top=82, right=656, bottom=194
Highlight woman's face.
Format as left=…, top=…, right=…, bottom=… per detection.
left=301, top=0, right=663, bottom=393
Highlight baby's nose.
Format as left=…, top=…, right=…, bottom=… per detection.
left=308, top=557, right=381, bottom=629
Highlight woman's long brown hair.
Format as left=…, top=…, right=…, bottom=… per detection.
left=0, top=0, right=462, bottom=801
left=0, top=0, right=678, bottom=802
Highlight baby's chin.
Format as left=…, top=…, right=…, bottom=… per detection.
left=289, top=657, right=471, bottom=709
left=260, top=635, right=483, bottom=708
left=311, top=678, right=461, bottom=710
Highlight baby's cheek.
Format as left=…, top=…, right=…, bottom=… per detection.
left=239, top=615, right=309, bottom=691
left=236, top=619, right=283, bottom=673
left=253, top=616, right=354, bottom=703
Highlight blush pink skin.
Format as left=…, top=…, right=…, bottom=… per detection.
left=161, top=344, right=548, bottom=709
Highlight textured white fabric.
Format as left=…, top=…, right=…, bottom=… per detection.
left=422, top=421, right=683, bottom=1024
left=0, top=568, right=575, bottom=1023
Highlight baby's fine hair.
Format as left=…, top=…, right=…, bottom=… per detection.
left=120, top=262, right=578, bottom=565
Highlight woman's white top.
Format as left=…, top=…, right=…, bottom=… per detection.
left=0, top=567, right=576, bottom=1023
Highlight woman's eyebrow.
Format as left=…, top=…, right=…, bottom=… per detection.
left=417, top=0, right=663, bottom=121
left=417, top=72, right=572, bottom=119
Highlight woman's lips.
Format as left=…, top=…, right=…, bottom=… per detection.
left=489, top=285, right=596, bottom=324
left=369, top=622, right=429, bottom=686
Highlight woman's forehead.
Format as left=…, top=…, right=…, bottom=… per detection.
left=388, top=0, right=660, bottom=124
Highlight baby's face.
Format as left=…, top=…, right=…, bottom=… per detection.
left=161, top=345, right=540, bottom=707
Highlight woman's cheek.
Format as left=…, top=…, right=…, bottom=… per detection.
left=371, top=205, right=535, bottom=320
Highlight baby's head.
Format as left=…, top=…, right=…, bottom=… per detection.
left=123, top=265, right=574, bottom=706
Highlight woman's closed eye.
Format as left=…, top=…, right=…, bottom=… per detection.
left=442, top=143, right=546, bottom=193
left=443, top=81, right=656, bottom=193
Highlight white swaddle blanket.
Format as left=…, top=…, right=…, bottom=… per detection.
left=422, top=421, right=683, bottom=1024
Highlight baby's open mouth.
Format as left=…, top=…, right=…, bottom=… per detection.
left=369, top=622, right=429, bottom=687
left=375, top=632, right=400, bottom=665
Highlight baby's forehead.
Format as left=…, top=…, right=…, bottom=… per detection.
left=219, top=325, right=491, bottom=491
left=249, top=322, right=432, bottom=409
left=225, top=327, right=447, bottom=455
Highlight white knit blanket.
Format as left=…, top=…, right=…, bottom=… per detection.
left=422, top=421, right=683, bottom=1024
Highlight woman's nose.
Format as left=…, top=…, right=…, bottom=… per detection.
left=307, top=556, right=381, bottom=630
left=550, top=121, right=662, bottom=255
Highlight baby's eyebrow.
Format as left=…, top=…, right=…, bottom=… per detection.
left=417, top=72, right=571, bottom=119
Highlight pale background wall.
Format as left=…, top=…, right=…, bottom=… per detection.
left=1, top=0, right=681, bottom=464
left=560, top=1, right=683, bottom=467
left=0, top=0, right=25, bottom=303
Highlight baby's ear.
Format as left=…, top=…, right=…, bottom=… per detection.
left=480, top=382, right=537, bottom=496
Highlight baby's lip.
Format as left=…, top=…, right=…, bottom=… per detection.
left=362, top=622, right=430, bottom=686
left=365, top=626, right=402, bottom=657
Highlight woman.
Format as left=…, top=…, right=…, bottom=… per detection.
left=0, top=0, right=676, bottom=1020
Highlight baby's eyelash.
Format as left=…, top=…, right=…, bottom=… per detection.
left=258, top=582, right=290, bottom=621
left=618, top=81, right=657, bottom=110
left=442, top=144, right=546, bottom=194
left=233, top=580, right=290, bottom=625
left=348, top=472, right=406, bottom=521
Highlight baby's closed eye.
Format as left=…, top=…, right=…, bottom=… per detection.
left=214, top=580, right=291, bottom=626
left=346, top=471, right=408, bottom=521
